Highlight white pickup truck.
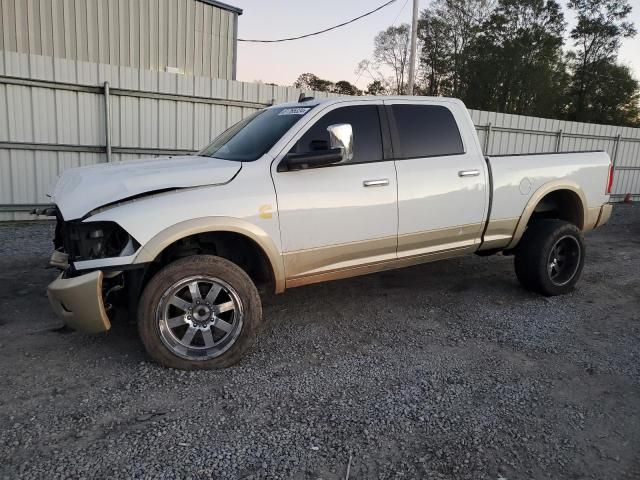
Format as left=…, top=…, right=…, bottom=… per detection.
left=43, top=96, right=613, bottom=370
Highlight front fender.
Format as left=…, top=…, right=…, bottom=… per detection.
left=133, top=217, right=286, bottom=293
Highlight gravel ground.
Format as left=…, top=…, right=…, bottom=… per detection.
left=0, top=206, right=639, bottom=480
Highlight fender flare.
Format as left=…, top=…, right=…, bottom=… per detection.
left=506, top=180, right=588, bottom=250
left=133, top=217, right=286, bottom=293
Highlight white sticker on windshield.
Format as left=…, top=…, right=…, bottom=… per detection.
left=278, top=108, right=310, bottom=116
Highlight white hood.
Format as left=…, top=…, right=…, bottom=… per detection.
left=52, top=156, right=241, bottom=220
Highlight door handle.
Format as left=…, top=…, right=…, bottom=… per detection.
left=363, top=179, right=389, bottom=187
left=458, top=169, right=480, bottom=177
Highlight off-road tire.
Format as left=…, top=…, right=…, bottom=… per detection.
left=138, top=255, right=262, bottom=370
left=514, top=219, right=585, bottom=296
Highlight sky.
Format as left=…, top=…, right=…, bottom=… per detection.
left=232, top=0, right=640, bottom=89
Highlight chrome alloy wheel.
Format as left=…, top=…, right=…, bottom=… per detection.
left=156, top=276, right=243, bottom=360
left=547, top=235, right=581, bottom=287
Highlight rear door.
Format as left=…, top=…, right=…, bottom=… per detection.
left=385, top=99, right=488, bottom=258
left=271, top=101, right=398, bottom=286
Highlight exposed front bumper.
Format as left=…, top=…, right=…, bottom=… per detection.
left=595, top=203, right=613, bottom=228
left=47, top=270, right=111, bottom=333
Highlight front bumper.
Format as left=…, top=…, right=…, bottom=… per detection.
left=47, top=270, right=111, bottom=333
left=595, top=203, right=613, bottom=228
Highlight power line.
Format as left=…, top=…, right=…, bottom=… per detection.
left=355, top=0, right=409, bottom=88
left=238, top=0, right=397, bottom=43
left=392, top=0, right=410, bottom=26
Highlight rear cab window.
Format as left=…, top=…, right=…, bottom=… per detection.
left=390, top=104, right=464, bottom=158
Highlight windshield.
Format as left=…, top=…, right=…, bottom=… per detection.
left=198, top=106, right=314, bottom=161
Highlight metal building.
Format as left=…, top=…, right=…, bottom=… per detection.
left=0, top=0, right=242, bottom=79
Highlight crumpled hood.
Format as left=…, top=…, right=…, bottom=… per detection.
left=52, top=155, right=241, bottom=219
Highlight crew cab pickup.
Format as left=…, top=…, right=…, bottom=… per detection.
left=43, top=96, right=613, bottom=369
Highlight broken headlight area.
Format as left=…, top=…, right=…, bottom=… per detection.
left=54, top=220, right=140, bottom=263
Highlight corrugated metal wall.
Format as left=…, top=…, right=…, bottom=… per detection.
left=0, top=0, right=238, bottom=79
left=0, top=51, right=639, bottom=221
left=0, top=51, right=340, bottom=220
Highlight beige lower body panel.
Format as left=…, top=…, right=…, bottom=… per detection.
left=478, top=217, right=519, bottom=250
left=286, top=246, right=474, bottom=289
left=47, top=270, right=111, bottom=334
left=284, top=236, right=397, bottom=281
left=585, top=207, right=602, bottom=232
left=284, top=224, right=481, bottom=289
left=397, top=223, right=482, bottom=257
left=595, top=203, right=613, bottom=228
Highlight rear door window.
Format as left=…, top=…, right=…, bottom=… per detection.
left=290, top=105, right=383, bottom=164
left=391, top=104, right=464, bottom=158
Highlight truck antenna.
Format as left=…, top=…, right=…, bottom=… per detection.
left=298, top=92, right=314, bottom=102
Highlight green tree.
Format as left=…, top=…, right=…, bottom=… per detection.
left=566, top=0, right=638, bottom=125
left=418, top=0, right=494, bottom=96
left=364, top=80, right=388, bottom=95
left=462, top=0, right=568, bottom=116
left=418, top=11, right=451, bottom=95
left=568, top=59, right=639, bottom=125
left=294, top=73, right=334, bottom=92
left=333, top=80, right=362, bottom=96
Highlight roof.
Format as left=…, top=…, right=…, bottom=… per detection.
left=197, top=0, right=242, bottom=15
left=269, top=95, right=465, bottom=109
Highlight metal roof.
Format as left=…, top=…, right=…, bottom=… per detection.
left=197, top=0, right=243, bottom=15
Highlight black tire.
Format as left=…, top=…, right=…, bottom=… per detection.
left=138, top=255, right=262, bottom=370
left=514, top=219, right=585, bottom=296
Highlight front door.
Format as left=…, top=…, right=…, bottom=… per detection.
left=271, top=101, right=398, bottom=287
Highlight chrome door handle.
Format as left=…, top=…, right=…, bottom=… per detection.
left=363, top=179, right=389, bottom=187
left=458, top=169, right=480, bottom=177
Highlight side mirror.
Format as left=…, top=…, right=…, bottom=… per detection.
left=278, top=123, right=354, bottom=172
left=327, top=123, right=354, bottom=162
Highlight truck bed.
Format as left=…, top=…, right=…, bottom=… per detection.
left=481, top=150, right=611, bottom=250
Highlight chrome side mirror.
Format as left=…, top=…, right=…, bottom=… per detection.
left=327, top=123, right=354, bottom=162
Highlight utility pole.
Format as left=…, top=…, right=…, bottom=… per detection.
left=406, top=0, right=419, bottom=95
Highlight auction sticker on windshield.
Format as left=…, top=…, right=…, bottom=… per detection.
left=278, top=108, right=311, bottom=116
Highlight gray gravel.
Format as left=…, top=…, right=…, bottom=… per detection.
left=0, top=206, right=639, bottom=479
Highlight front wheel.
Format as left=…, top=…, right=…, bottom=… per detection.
left=514, top=219, right=585, bottom=296
left=138, top=255, right=262, bottom=370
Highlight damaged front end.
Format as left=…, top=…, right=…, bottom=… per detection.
left=46, top=208, right=138, bottom=333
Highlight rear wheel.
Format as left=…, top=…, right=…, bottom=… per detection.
left=514, top=219, right=585, bottom=296
left=138, top=255, right=262, bottom=369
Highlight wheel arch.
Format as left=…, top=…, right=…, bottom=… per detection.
left=133, top=217, right=285, bottom=293
left=507, top=181, right=588, bottom=250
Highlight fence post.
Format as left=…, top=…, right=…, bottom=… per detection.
left=484, top=122, right=492, bottom=154
left=555, top=129, right=563, bottom=152
left=103, top=81, right=112, bottom=163
left=611, top=133, right=621, bottom=169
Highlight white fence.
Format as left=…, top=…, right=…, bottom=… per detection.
left=1, top=51, right=639, bottom=221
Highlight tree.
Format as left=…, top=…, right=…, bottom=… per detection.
left=364, top=80, right=388, bottom=95
left=361, top=24, right=411, bottom=94
left=294, top=73, right=334, bottom=92
left=333, top=80, right=362, bottom=96
left=418, top=0, right=495, bottom=97
left=568, top=59, right=639, bottom=125
left=462, top=0, right=569, bottom=116
left=566, top=0, right=638, bottom=124
left=418, top=11, right=451, bottom=96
